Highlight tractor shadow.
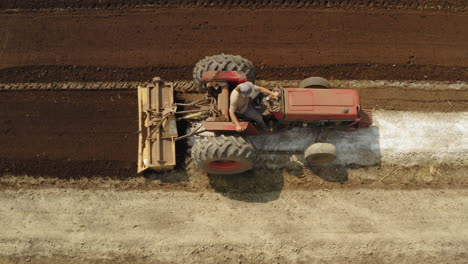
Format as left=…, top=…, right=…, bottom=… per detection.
left=207, top=168, right=284, bottom=203
left=248, top=125, right=382, bottom=184
left=143, top=169, right=190, bottom=183
left=307, top=165, right=349, bottom=183
left=143, top=129, right=192, bottom=183
left=271, top=156, right=349, bottom=183
left=308, top=126, right=382, bottom=183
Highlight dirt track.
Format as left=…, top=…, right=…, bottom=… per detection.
left=0, top=189, right=467, bottom=264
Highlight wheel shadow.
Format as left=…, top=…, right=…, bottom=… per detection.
left=143, top=169, right=190, bottom=183
left=308, top=165, right=349, bottom=183
left=143, top=128, right=191, bottom=183
left=307, top=126, right=382, bottom=183
left=248, top=125, right=382, bottom=184
left=207, top=168, right=284, bottom=203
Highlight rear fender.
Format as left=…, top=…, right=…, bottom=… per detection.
left=202, top=71, right=248, bottom=84
left=201, top=121, right=260, bottom=135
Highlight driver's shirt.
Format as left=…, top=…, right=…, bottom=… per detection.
left=229, top=89, right=249, bottom=114
left=229, top=83, right=259, bottom=114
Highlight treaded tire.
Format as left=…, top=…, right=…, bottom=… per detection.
left=191, top=135, right=256, bottom=174
left=193, top=54, right=256, bottom=92
left=304, top=143, right=336, bottom=164
left=299, top=77, right=330, bottom=88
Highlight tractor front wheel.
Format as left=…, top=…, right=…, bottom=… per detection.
left=191, top=135, right=256, bottom=174
left=304, top=143, right=336, bottom=164
left=299, top=77, right=330, bottom=89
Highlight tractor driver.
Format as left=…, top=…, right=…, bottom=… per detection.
left=229, top=81, right=279, bottom=132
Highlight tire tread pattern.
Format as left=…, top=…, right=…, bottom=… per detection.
left=191, top=135, right=256, bottom=174
left=193, top=54, right=256, bottom=92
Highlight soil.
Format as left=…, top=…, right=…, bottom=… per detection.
left=0, top=189, right=467, bottom=264
left=0, top=3, right=467, bottom=263
left=0, top=64, right=466, bottom=83
left=1, top=163, right=466, bottom=192
left=0, top=90, right=137, bottom=178
left=0, top=9, right=466, bottom=75
left=0, top=0, right=466, bottom=11
left=0, top=88, right=466, bottom=179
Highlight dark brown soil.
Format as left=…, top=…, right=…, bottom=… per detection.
left=0, top=64, right=466, bottom=83
left=1, top=9, right=466, bottom=74
left=0, top=89, right=466, bottom=179
left=0, top=0, right=466, bottom=11
left=357, top=87, right=468, bottom=112
left=0, top=90, right=137, bottom=178
left=0, top=65, right=192, bottom=83
left=0, top=158, right=136, bottom=179
left=0, top=6, right=467, bottom=182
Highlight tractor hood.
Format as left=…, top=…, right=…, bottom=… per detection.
left=283, top=88, right=360, bottom=121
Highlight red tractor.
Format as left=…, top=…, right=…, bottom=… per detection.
left=137, top=54, right=372, bottom=175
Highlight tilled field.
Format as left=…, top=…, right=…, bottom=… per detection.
left=1, top=0, right=466, bottom=11
left=0, top=82, right=467, bottom=180
left=0, top=2, right=467, bottom=263
left=1, top=7, right=467, bottom=75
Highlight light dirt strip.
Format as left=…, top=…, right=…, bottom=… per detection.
left=0, top=80, right=466, bottom=91
left=0, top=189, right=466, bottom=263
left=246, top=111, right=468, bottom=168
left=287, top=80, right=468, bottom=90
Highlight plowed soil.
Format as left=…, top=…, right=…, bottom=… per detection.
left=0, top=8, right=467, bottom=82
left=1, top=64, right=467, bottom=83
left=1, top=0, right=466, bottom=11
left=1, top=88, right=467, bottom=180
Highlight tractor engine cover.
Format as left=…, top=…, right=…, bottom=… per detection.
left=283, top=88, right=360, bottom=121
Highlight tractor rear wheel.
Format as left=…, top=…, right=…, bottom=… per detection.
left=299, top=77, right=330, bottom=89
left=191, top=135, right=256, bottom=174
left=304, top=143, right=336, bottom=164
left=193, top=54, right=256, bottom=92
